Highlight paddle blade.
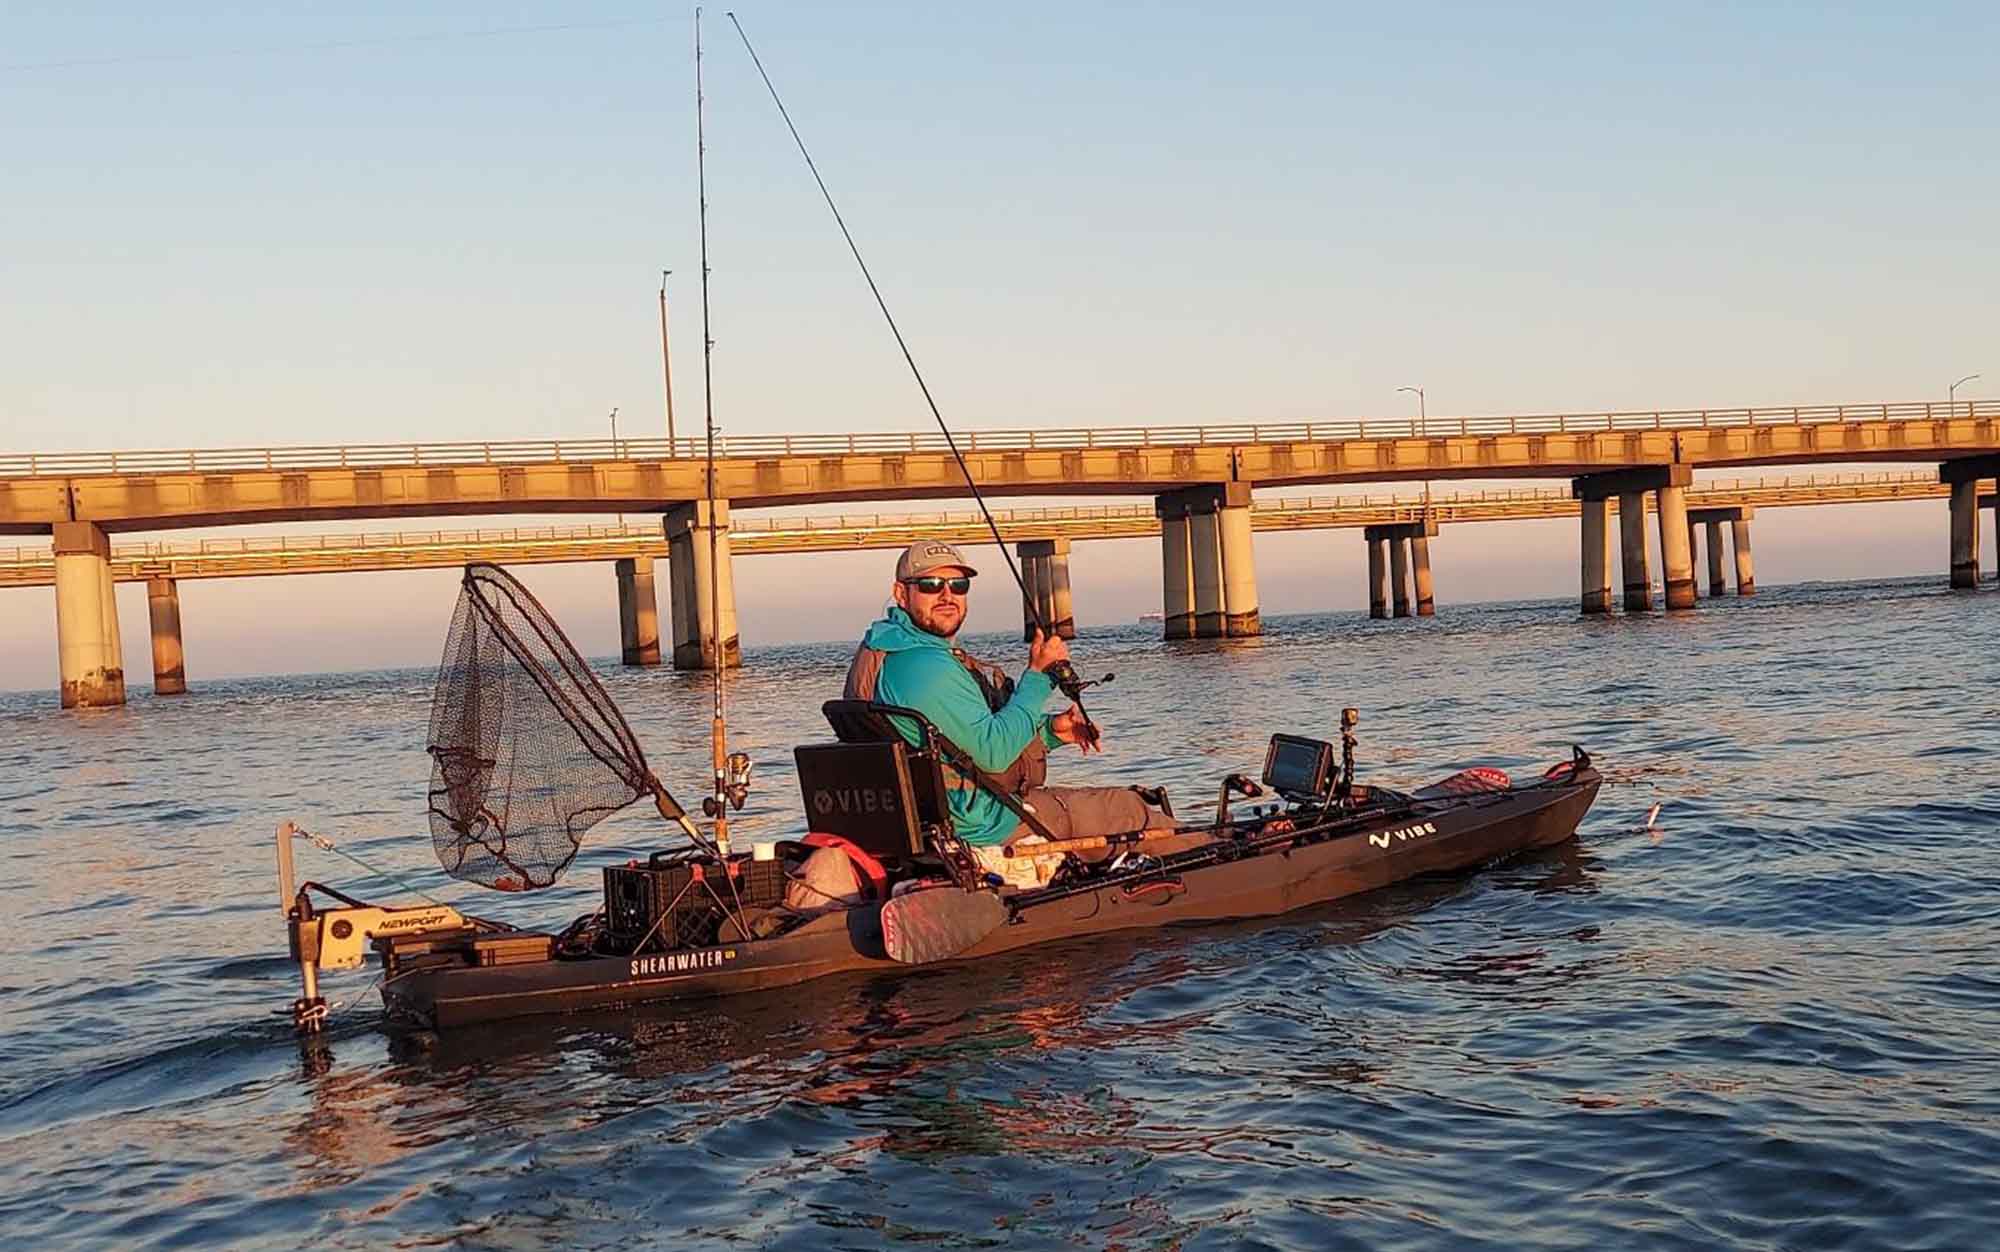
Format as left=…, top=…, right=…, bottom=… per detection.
left=880, top=888, right=1008, bottom=964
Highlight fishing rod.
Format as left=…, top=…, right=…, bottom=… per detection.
left=694, top=8, right=741, bottom=856
left=725, top=12, right=1112, bottom=744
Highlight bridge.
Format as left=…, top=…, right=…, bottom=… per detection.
left=15, top=400, right=1999, bottom=708
left=0, top=471, right=1960, bottom=585
left=4, top=400, right=1997, bottom=533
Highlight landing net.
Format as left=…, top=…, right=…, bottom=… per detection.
left=427, top=563, right=673, bottom=891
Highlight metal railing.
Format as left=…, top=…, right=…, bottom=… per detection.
left=3, top=400, right=1994, bottom=479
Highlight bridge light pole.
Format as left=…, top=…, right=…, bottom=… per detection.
left=610, top=407, right=624, bottom=528
left=1398, top=386, right=1431, bottom=517
left=1950, top=373, right=1980, bottom=415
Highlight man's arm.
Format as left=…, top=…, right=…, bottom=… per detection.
left=878, top=649, right=1054, bottom=773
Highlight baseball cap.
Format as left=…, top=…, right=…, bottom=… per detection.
left=895, top=540, right=979, bottom=581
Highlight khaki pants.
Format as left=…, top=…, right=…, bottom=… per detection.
left=973, top=786, right=1197, bottom=889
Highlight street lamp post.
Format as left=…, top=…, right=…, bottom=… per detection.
left=610, top=407, right=623, bottom=528
left=1398, top=386, right=1431, bottom=517
left=1950, top=373, right=1981, bottom=416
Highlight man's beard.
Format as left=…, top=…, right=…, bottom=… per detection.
left=911, top=605, right=961, bottom=638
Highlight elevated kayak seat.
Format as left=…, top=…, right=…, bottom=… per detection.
left=793, top=701, right=958, bottom=869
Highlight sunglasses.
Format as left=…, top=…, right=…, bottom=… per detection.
left=903, top=575, right=972, bottom=595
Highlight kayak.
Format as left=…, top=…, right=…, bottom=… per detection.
left=350, top=754, right=1599, bottom=1032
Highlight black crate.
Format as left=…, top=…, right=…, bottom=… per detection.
left=604, top=857, right=789, bottom=953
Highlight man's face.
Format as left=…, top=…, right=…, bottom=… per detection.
left=892, top=567, right=973, bottom=638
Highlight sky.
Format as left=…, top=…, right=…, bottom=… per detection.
left=2, top=3, right=1995, bottom=691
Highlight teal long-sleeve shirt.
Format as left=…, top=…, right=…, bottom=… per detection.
left=863, top=607, right=1061, bottom=846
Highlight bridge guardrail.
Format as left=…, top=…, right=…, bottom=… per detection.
left=3, top=402, right=1994, bottom=479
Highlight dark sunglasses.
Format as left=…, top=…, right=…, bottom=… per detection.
left=903, top=575, right=972, bottom=595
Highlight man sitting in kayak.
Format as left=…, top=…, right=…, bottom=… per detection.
left=842, top=540, right=1183, bottom=889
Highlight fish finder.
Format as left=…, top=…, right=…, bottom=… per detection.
left=1262, top=733, right=1337, bottom=801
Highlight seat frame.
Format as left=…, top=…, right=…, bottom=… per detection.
left=818, top=699, right=1059, bottom=845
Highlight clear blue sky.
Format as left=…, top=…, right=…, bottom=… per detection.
left=1, top=4, right=1994, bottom=689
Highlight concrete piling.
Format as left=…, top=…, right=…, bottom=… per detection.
left=1988, top=488, right=1999, bottom=583
left=1575, top=467, right=1692, bottom=615
left=615, top=556, right=661, bottom=666
left=1411, top=535, right=1435, bottom=617
left=1705, top=521, right=1726, bottom=596
left=1948, top=480, right=1980, bottom=590
left=146, top=577, right=186, bottom=695
left=665, top=500, right=740, bottom=669
left=1389, top=536, right=1411, bottom=618
left=1657, top=484, right=1696, bottom=610
left=1216, top=485, right=1262, bottom=636
left=1941, top=457, right=2000, bottom=590
left=1367, top=538, right=1389, bottom=620
left=1157, top=484, right=1259, bottom=637
left=53, top=521, right=126, bottom=709
left=1731, top=519, right=1756, bottom=594
left=1188, top=506, right=1225, bottom=637
left=1579, top=497, right=1612, bottom=614
left=1618, top=492, right=1651, bottom=612
left=1155, top=499, right=1195, bottom=639
left=1018, top=539, right=1075, bottom=640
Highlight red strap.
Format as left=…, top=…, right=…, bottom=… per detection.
left=801, top=833, right=889, bottom=900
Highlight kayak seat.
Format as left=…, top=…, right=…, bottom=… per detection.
left=821, top=699, right=1059, bottom=845
left=794, top=701, right=957, bottom=866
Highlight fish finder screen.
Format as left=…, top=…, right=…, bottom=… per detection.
left=1263, top=734, right=1335, bottom=797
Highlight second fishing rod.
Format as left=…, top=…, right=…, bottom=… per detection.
left=726, top=12, right=1114, bottom=743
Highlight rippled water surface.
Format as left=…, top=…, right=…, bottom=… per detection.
left=3, top=578, right=1997, bottom=1249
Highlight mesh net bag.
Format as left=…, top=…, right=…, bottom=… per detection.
left=427, top=563, right=668, bottom=891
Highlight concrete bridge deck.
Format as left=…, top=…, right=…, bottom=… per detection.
left=0, top=471, right=1961, bottom=587
left=4, top=400, right=1996, bottom=534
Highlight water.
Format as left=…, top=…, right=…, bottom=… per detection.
left=2, top=578, right=1996, bottom=1249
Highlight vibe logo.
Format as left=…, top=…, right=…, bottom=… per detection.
left=1369, top=820, right=1437, bottom=849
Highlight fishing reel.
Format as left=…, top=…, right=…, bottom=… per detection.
left=703, top=751, right=754, bottom=817
left=1046, top=661, right=1114, bottom=748
left=1046, top=661, right=1113, bottom=699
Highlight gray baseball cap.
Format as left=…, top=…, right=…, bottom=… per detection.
left=895, top=540, right=979, bottom=580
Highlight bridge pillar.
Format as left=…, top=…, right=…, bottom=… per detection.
left=1988, top=489, right=1999, bottom=583
left=1189, top=505, right=1224, bottom=636
left=1690, top=506, right=1755, bottom=597
left=1686, top=521, right=1701, bottom=598
left=1942, top=458, right=2000, bottom=590
left=1364, top=520, right=1438, bottom=622
left=1217, top=485, right=1261, bottom=636
left=53, top=521, right=126, bottom=709
left=1411, top=534, right=1435, bottom=616
left=1657, top=485, right=1696, bottom=610
left=1732, top=518, right=1756, bottom=595
left=1618, top=493, right=1651, bottom=611
left=1158, top=484, right=1257, bottom=637
left=1366, top=537, right=1389, bottom=619
left=146, top=577, right=187, bottom=695
left=1705, top=522, right=1726, bottom=596
left=616, top=556, right=661, bottom=666
left=1017, top=539, right=1075, bottom=640
left=1948, top=481, right=1980, bottom=588
left=1389, top=535, right=1411, bottom=617
left=665, top=501, right=740, bottom=670
left=1154, top=497, right=1195, bottom=639
left=1575, top=467, right=1689, bottom=614
left=1579, top=498, right=1612, bottom=614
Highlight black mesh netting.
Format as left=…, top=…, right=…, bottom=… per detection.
left=427, top=563, right=659, bottom=891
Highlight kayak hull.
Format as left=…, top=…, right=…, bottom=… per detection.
left=382, top=771, right=1600, bottom=1032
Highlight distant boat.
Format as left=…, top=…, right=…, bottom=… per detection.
left=1138, top=611, right=1164, bottom=621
